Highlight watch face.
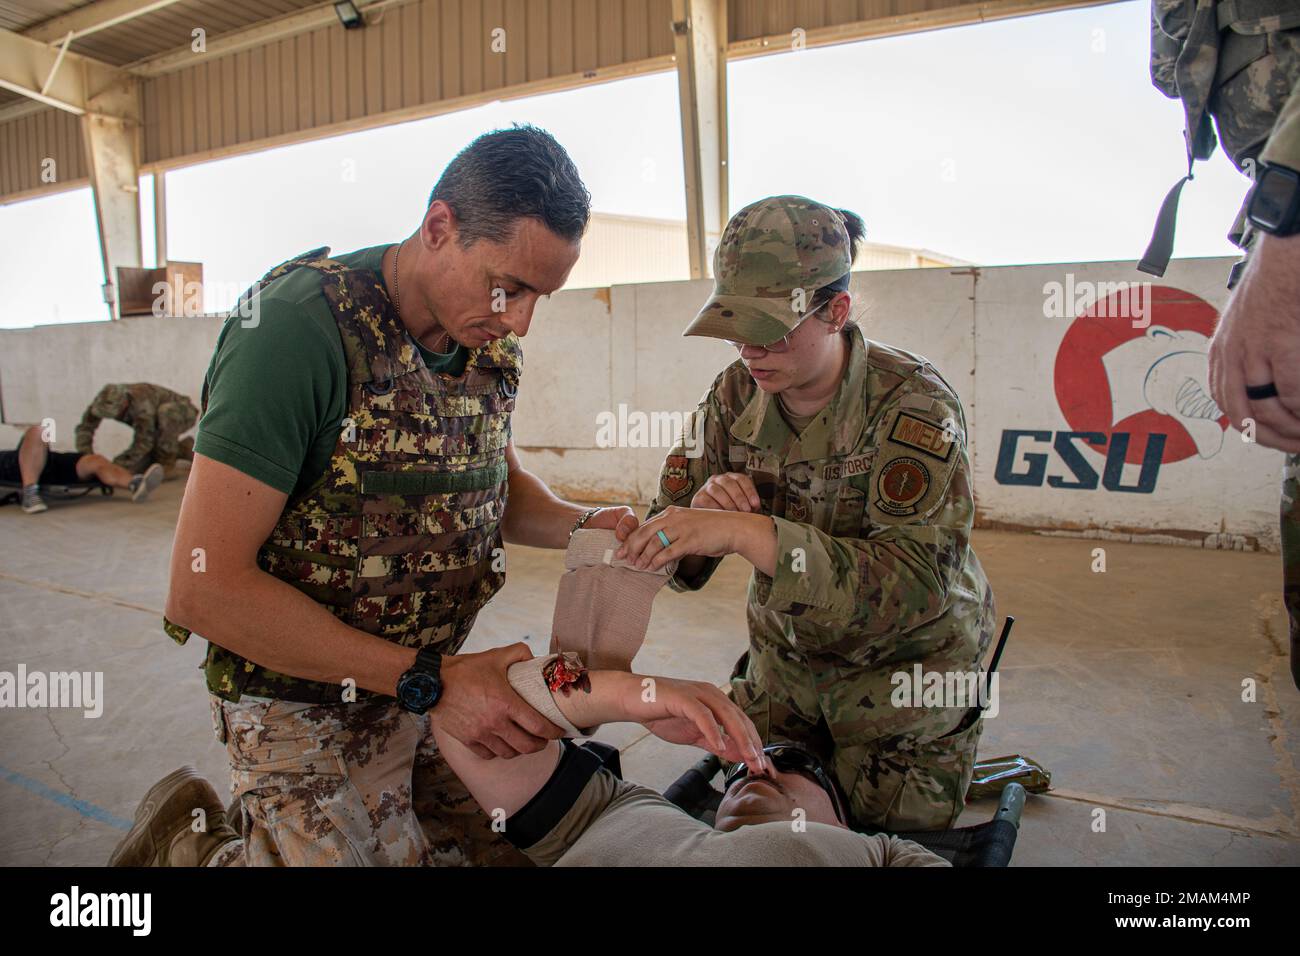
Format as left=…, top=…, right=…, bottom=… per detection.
left=399, top=672, right=439, bottom=710
left=1251, top=167, right=1300, bottom=232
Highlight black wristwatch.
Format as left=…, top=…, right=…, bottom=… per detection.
left=395, top=648, right=444, bottom=715
left=1246, top=162, right=1300, bottom=236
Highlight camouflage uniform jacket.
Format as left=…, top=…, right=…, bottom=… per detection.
left=74, top=382, right=193, bottom=460
left=1147, top=0, right=1300, bottom=266
left=165, top=248, right=521, bottom=704
left=648, top=327, right=997, bottom=743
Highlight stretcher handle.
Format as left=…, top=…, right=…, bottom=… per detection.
left=987, top=616, right=1015, bottom=676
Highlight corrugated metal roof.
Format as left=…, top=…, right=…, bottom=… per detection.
left=68, top=0, right=322, bottom=67
left=0, top=0, right=325, bottom=110
left=0, top=0, right=84, bottom=33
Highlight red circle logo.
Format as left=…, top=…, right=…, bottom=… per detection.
left=1053, top=285, right=1228, bottom=466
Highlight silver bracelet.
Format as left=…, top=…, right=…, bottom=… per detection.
left=570, top=507, right=601, bottom=537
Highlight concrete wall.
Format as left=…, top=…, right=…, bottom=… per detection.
left=1, top=256, right=1281, bottom=549
left=0, top=316, right=221, bottom=468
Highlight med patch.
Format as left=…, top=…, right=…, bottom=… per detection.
left=887, top=411, right=956, bottom=462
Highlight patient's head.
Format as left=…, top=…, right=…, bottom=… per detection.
left=714, top=744, right=849, bottom=832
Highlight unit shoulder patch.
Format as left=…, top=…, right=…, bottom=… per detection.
left=875, top=457, right=931, bottom=516
left=661, top=454, right=693, bottom=502
left=868, top=405, right=964, bottom=525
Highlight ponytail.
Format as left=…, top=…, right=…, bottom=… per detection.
left=838, top=208, right=866, bottom=265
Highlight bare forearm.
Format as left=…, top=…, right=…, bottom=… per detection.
left=430, top=669, right=646, bottom=818
left=167, top=567, right=415, bottom=697
left=1249, top=233, right=1300, bottom=300
left=501, top=464, right=586, bottom=548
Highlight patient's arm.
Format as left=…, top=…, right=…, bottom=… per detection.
left=429, top=653, right=766, bottom=819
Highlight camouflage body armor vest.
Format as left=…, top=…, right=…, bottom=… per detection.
left=165, top=248, right=520, bottom=704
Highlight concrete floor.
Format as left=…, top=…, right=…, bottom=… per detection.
left=0, top=471, right=1297, bottom=866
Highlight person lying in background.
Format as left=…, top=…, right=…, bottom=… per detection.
left=1, top=424, right=164, bottom=514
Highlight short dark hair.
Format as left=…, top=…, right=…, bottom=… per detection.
left=428, top=124, right=591, bottom=247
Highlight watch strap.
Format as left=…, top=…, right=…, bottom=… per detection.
left=413, top=647, right=443, bottom=676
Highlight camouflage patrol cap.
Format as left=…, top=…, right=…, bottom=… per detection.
left=683, top=195, right=853, bottom=346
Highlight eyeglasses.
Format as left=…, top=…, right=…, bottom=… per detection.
left=723, top=742, right=849, bottom=824
left=726, top=300, right=829, bottom=353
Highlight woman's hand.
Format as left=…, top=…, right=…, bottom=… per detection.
left=615, top=505, right=758, bottom=571
left=692, top=472, right=762, bottom=512
left=634, top=676, right=771, bottom=772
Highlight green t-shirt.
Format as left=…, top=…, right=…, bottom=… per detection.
left=195, top=245, right=468, bottom=498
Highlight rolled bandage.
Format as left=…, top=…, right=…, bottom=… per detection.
left=548, top=528, right=677, bottom=672
left=507, top=653, right=596, bottom=737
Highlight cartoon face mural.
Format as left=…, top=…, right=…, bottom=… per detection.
left=1101, top=326, right=1224, bottom=459
left=1054, top=286, right=1229, bottom=466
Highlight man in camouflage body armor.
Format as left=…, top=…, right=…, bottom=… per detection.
left=1145, top=1, right=1300, bottom=688
left=619, top=196, right=997, bottom=831
left=113, top=127, right=640, bottom=867
left=75, top=382, right=198, bottom=476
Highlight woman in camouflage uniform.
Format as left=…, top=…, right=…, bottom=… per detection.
left=618, top=195, right=997, bottom=832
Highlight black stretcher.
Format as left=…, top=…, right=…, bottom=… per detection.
left=0, top=479, right=113, bottom=506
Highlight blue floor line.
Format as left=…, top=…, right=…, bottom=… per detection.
left=0, top=764, right=132, bottom=830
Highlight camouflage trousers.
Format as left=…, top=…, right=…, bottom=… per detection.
left=1282, top=455, right=1300, bottom=690
left=205, top=694, right=530, bottom=867
left=114, top=401, right=198, bottom=473
left=729, top=650, right=983, bottom=832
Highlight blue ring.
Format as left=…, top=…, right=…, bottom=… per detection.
left=656, top=530, right=672, bottom=548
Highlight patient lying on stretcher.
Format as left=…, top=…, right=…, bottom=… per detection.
left=435, top=649, right=947, bottom=867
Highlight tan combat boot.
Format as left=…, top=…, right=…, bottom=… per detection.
left=109, top=765, right=239, bottom=867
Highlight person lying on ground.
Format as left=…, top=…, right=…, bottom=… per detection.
left=1, top=424, right=164, bottom=514
left=116, top=650, right=947, bottom=867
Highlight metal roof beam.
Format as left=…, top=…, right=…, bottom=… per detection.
left=131, top=0, right=405, bottom=77
left=0, top=26, right=135, bottom=118
left=24, top=0, right=190, bottom=44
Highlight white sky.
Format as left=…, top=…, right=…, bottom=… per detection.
left=0, top=0, right=1250, bottom=328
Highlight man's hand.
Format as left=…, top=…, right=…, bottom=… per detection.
left=583, top=505, right=639, bottom=541
left=1209, top=233, right=1300, bottom=452
left=432, top=643, right=565, bottom=760
left=692, top=472, right=761, bottom=512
